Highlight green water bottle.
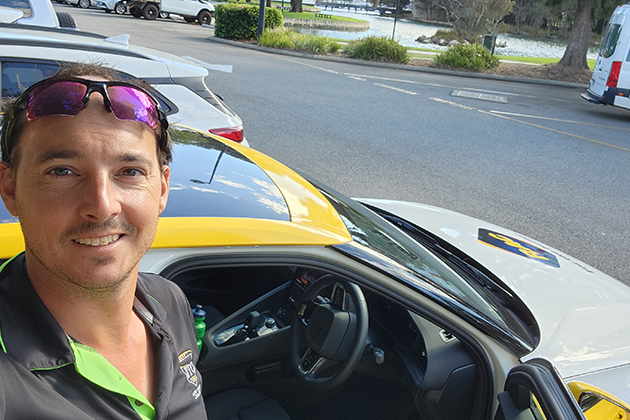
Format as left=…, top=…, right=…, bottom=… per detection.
left=192, top=305, right=206, bottom=353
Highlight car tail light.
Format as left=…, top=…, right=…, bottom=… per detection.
left=606, top=61, right=622, bottom=87
left=209, top=126, right=244, bottom=143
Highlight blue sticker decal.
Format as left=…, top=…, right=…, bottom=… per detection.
left=478, top=229, right=560, bottom=268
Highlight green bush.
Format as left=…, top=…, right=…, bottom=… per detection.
left=259, top=28, right=341, bottom=54
left=215, top=3, right=282, bottom=40
left=433, top=44, right=499, bottom=71
left=344, top=36, right=409, bottom=64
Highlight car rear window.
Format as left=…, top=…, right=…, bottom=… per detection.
left=163, top=127, right=290, bottom=221
left=0, top=0, right=32, bottom=17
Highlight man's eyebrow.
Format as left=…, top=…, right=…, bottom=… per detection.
left=36, top=150, right=81, bottom=165
left=118, top=154, right=153, bottom=166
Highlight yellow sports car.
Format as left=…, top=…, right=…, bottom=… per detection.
left=2, top=126, right=629, bottom=420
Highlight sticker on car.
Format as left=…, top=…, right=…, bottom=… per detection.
left=478, top=228, right=560, bottom=268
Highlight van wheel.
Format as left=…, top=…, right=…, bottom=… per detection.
left=142, top=4, right=158, bottom=19
left=129, top=5, right=141, bottom=16
left=114, top=2, right=126, bottom=13
left=183, top=16, right=196, bottom=22
left=56, top=12, right=77, bottom=27
left=197, top=10, right=211, bottom=25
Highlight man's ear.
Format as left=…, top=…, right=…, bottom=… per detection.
left=0, top=163, right=18, bottom=217
left=159, top=165, right=170, bottom=215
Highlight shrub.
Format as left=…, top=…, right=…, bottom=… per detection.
left=215, top=3, right=282, bottom=40
left=344, top=36, right=409, bottom=64
left=259, top=28, right=341, bottom=54
left=433, top=44, right=499, bottom=71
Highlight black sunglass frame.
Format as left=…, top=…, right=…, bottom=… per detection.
left=3, top=76, right=169, bottom=161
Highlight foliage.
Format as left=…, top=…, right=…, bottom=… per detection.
left=344, top=36, right=410, bottom=64
left=214, top=3, right=282, bottom=39
left=433, top=29, right=468, bottom=43
left=435, top=0, right=514, bottom=38
left=433, top=43, right=500, bottom=70
left=258, top=28, right=342, bottom=54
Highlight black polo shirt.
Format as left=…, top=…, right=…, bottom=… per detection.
left=0, top=253, right=207, bottom=419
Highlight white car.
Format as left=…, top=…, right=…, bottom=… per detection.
left=65, top=0, right=98, bottom=9
left=0, top=0, right=77, bottom=27
left=0, top=24, right=247, bottom=145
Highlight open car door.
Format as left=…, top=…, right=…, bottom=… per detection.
left=496, top=358, right=584, bottom=420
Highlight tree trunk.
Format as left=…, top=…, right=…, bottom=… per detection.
left=290, top=0, right=302, bottom=12
left=558, top=0, right=593, bottom=69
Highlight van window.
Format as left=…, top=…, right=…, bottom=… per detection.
left=600, top=23, right=622, bottom=58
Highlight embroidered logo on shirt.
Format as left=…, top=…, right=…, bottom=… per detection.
left=178, top=350, right=202, bottom=399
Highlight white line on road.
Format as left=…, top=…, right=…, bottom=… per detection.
left=374, top=83, right=419, bottom=95
left=489, top=110, right=630, bottom=131
left=430, top=98, right=630, bottom=152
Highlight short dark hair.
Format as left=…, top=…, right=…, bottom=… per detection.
left=0, top=62, right=172, bottom=169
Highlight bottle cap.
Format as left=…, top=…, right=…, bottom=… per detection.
left=192, top=304, right=206, bottom=319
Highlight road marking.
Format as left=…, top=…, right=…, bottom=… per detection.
left=478, top=110, right=630, bottom=152
left=489, top=110, right=630, bottom=131
left=430, top=98, right=630, bottom=152
left=348, top=76, right=367, bottom=81
left=270, top=55, right=342, bottom=74
left=375, top=83, right=419, bottom=95
left=452, top=90, right=508, bottom=103
left=429, top=97, right=477, bottom=110
left=346, top=73, right=536, bottom=98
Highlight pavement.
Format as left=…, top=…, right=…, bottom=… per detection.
left=206, top=34, right=590, bottom=89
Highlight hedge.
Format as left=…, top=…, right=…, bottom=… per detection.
left=215, top=3, right=283, bottom=40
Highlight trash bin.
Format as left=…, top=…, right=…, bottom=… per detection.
left=482, top=35, right=496, bottom=55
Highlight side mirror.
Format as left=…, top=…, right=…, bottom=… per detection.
left=569, top=382, right=630, bottom=420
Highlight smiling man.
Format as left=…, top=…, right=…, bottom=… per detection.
left=0, top=64, right=206, bottom=419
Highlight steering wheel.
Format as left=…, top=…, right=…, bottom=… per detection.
left=290, top=274, right=369, bottom=390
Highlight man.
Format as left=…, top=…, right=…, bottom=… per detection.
left=0, top=64, right=206, bottom=419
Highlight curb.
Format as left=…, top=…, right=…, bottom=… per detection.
left=207, top=36, right=589, bottom=89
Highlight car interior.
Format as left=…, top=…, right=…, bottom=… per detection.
left=161, top=258, right=490, bottom=420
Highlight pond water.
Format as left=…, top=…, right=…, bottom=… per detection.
left=291, top=9, right=600, bottom=59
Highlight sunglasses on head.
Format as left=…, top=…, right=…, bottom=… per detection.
left=7, top=76, right=169, bottom=146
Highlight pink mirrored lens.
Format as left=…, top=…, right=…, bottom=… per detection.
left=107, top=86, right=159, bottom=130
left=26, top=81, right=87, bottom=121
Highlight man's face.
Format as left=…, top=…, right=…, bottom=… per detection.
left=0, top=90, right=170, bottom=291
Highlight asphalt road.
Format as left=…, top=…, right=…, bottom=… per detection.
left=54, top=5, right=630, bottom=286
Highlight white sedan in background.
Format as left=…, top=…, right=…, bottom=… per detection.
left=0, top=23, right=247, bottom=145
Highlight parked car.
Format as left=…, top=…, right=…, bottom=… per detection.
left=2, top=126, right=628, bottom=419
left=582, top=3, right=630, bottom=111
left=65, top=0, right=97, bottom=8
left=124, top=0, right=213, bottom=23
left=96, top=0, right=128, bottom=14
left=0, top=24, right=247, bottom=145
left=0, top=0, right=77, bottom=27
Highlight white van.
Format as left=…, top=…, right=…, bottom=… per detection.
left=582, top=3, right=630, bottom=110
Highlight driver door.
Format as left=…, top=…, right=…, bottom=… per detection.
left=496, top=358, right=584, bottom=420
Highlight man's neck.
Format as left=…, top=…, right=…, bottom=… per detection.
left=26, top=256, right=156, bottom=403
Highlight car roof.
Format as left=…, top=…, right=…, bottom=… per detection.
left=0, top=23, right=208, bottom=79
left=0, top=126, right=352, bottom=259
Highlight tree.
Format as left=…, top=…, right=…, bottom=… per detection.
left=551, top=0, right=624, bottom=69
left=290, top=0, right=302, bottom=13
left=437, top=0, right=514, bottom=38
